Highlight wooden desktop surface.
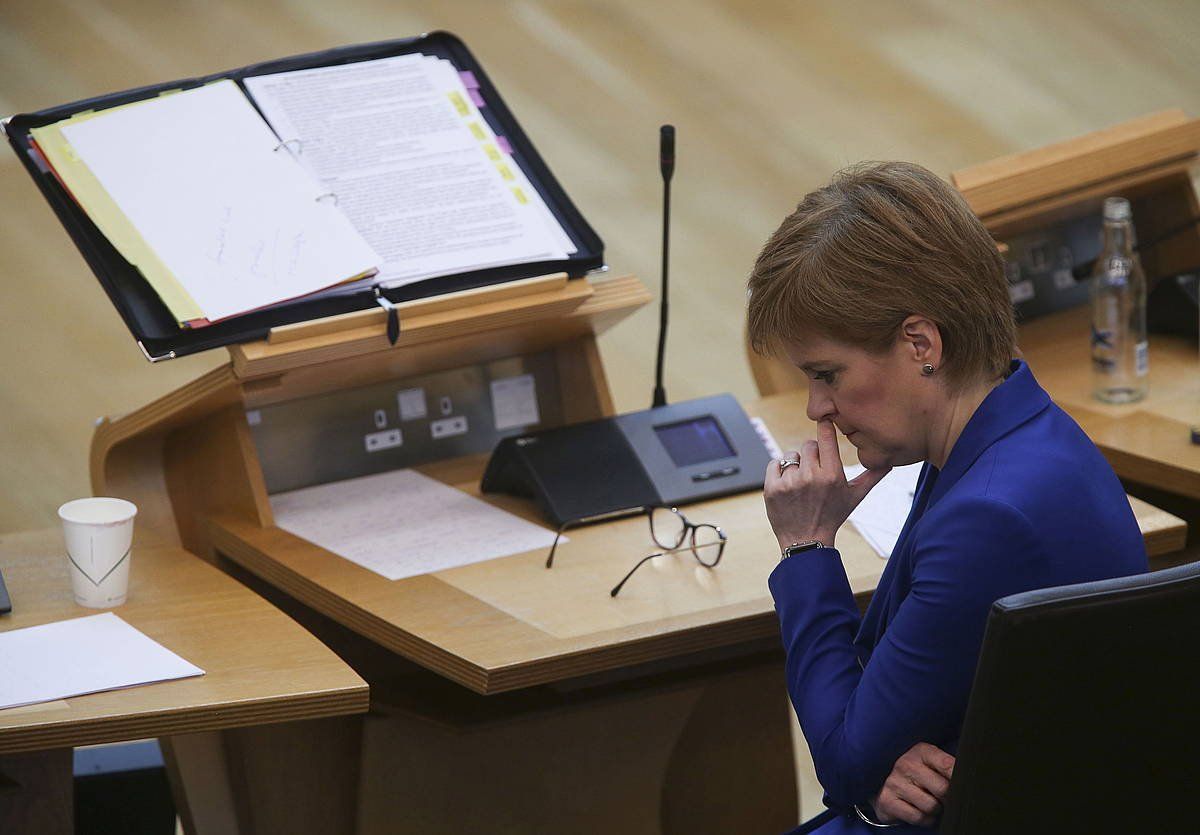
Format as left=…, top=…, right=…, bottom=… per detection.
left=0, top=529, right=368, bottom=755
left=1020, top=306, right=1200, bottom=499
left=209, top=390, right=1185, bottom=697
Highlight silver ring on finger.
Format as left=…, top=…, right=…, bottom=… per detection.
left=778, top=457, right=800, bottom=473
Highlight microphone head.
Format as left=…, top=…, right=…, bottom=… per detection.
left=660, top=124, right=675, bottom=181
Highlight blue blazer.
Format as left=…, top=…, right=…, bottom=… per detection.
left=769, top=361, right=1148, bottom=834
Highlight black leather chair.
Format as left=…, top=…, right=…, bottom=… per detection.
left=940, top=560, right=1200, bottom=833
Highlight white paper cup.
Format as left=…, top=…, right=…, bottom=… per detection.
left=58, top=497, right=138, bottom=608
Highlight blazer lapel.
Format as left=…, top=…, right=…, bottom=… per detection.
left=926, top=360, right=1051, bottom=509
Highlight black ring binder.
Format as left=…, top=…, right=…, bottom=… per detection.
left=3, top=31, right=605, bottom=360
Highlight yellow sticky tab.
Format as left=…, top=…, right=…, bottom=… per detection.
left=483, top=143, right=501, bottom=162
left=448, top=91, right=469, bottom=116
left=512, top=187, right=528, bottom=205
left=469, top=121, right=486, bottom=140
left=497, top=163, right=515, bottom=181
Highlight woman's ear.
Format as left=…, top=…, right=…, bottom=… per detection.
left=899, top=315, right=943, bottom=367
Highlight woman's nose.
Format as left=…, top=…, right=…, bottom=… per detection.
left=806, top=386, right=834, bottom=423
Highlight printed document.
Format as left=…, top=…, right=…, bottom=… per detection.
left=0, top=613, right=204, bottom=711
left=270, top=468, right=560, bottom=580
left=59, top=80, right=379, bottom=322
left=844, top=462, right=924, bottom=559
left=244, top=55, right=572, bottom=290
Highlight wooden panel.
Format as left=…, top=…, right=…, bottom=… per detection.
left=209, top=391, right=1184, bottom=695
left=953, top=109, right=1187, bottom=193
left=1132, top=175, right=1200, bottom=284
left=162, top=733, right=240, bottom=835
left=355, top=660, right=796, bottom=834
left=555, top=334, right=616, bottom=422
left=163, top=405, right=273, bottom=559
left=240, top=303, right=637, bottom=412
left=952, top=111, right=1200, bottom=218
left=980, top=159, right=1198, bottom=238
left=0, top=749, right=72, bottom=835
left=267, top=273, right=571, bottom=345
left=227, top=276, right=648, bottom=396
left=91, top=365, right=244, bottom=545
left=229, top=274, right=622, bottom=379
left=0, top=529, right=367, bottom=755
left=222, top=716, right=362, bottom=835
left=1129, top=495, right=1187, bottom=556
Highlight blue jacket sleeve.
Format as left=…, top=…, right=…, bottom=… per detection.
left=768, top=497, right=1043, bottom=807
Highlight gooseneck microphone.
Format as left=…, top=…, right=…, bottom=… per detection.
left=652, top=124, right=675, bottom=409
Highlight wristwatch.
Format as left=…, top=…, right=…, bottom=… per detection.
left=781, top=540, right=826, bottom=560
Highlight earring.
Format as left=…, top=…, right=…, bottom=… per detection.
left=921, top=363, right=935, bottom=376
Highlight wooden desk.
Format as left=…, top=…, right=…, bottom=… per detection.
left=1021, top=305, right=1200, bottom=500
left=206, top=390, right=1184, bottom=834
left=0, top=528, right=368, bottom=835
left=211, top=390, right=1187, bottom=695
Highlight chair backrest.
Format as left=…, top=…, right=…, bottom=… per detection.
left=940, top=560, right=1200, bottom=834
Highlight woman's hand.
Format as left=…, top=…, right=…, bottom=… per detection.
left=763, top=419, right=890, bottom=549
left=870, top=742, right=956, bottom=827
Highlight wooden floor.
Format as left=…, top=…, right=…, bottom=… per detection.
left=2, top=0, right=1199, bottom=533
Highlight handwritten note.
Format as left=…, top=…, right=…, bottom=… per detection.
left=59, top=81, right=379, bottom=322
left=270, top=469, right=560, bottom=581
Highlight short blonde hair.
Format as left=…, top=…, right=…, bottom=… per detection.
left=746, top=161, right=1015, bottom=387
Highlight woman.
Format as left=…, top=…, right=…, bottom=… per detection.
left=746, top=162, right=1147, bottom=832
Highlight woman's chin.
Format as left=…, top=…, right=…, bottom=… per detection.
left=857, top=449, right=895, bottom=471
left=855, top=448, right=882, bottom=469
left=858, top=447, right=924, bottom=471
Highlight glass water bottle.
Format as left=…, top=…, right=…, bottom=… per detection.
left=1090, top=197, right=1148, bottom=403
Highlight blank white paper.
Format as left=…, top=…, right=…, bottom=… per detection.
left=60, top=80, right=380, bottom=322
left=270, top=469, right=560, bottom=581
left=0, top=613, right=205, bottom=711
left=844, top=462, right=924, bottom=559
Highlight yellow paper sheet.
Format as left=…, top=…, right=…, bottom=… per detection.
left=31, top=96, right=205, bottom=325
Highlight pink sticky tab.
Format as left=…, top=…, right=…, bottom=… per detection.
left=468, top=88, right=485, bottom=108
left=459, top=70, right=480, bottom=89
left=496, top=135, right=513, bottom=155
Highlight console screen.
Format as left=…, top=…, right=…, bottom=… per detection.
left=653, top=416, right=735, bottom=467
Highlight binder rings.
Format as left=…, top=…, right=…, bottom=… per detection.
left=3, top=32, right=604, bottom=360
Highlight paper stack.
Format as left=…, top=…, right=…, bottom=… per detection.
left=27, top=52, right=575, bottom=329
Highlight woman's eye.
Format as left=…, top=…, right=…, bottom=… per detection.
left=813, top=370, right=837, bottom=385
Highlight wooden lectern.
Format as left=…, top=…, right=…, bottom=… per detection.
left=87, top=271, right=813, bottom=835
left=91, top=272, right=637, bottom=562
left=87, top=255, right=1188, bottom=833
